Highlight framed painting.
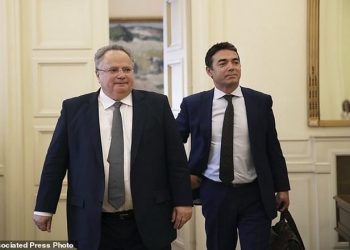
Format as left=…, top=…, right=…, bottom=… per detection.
left=109, top=18, right=163, bottom=94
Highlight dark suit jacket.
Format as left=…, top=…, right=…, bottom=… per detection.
left=35, top=89, right=192, bottom=250
left=176, top=87, right=290, bottom=219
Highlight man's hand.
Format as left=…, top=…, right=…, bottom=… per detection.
left=190, top=175, right=202, bottom=189
left=33, top=214, right=53, bottom=232
left=276, top=191, right=290, bottom=212
left=171, top=206, right=192, bottom=230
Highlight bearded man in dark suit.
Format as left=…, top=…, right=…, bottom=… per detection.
left=176, top=42, right=290, bottom=250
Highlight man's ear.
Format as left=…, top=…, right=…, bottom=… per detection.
left=95, top=71, right=102, bottom=83
left=206, top=66, right=213, bottom=78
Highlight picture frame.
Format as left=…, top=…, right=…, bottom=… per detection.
left=109, top=18, right=164, bottom=94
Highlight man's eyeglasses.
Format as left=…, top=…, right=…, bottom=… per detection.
left=96, top=67, right=133, bottom=75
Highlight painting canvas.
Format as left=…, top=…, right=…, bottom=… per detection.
left=109, top=20, right=163, bottom=94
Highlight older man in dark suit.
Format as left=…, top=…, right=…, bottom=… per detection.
left=33, top=44, right=192, bottom=250
left=176, top=42, right=290, bottom=250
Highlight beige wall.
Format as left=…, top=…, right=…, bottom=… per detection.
left=109, top=0, right=162, bottom=19
left=0, top=0, right=9, bottom=239
left=190, top=0, right=350, bottom=140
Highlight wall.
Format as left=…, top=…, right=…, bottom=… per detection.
left=109, top=0, right=162, bottom=19
left=0, top=0, right=6, bottom=239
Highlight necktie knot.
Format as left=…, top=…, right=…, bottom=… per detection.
left=223, top=94, right=233, bottom=102
left=114, top=101, right=122, bottom=108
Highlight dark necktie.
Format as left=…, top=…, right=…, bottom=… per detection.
left=107, top=101, right=125, bottom=209
left=220, top=95, right=234, bottom=184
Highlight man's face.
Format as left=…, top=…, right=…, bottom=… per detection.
left=206, top=49, right=241, bottom=92
left=96, top=50, right=134, bottom=100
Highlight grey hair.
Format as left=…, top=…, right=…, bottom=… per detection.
left=94, top=44, right=134, bottom=69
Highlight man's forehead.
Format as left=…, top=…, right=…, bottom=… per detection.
left=213, top=50, right=239, bottom=60
left=101, top=52, right=133, bottom=64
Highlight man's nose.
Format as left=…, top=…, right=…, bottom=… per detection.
left=227, top=62, right=235, bottom=70
left=115, top=72, right=126, bottom=78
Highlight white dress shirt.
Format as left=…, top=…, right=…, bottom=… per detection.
left=203, top=86, right=257, bottom=184
left=99, top=89, right=133, bottom=212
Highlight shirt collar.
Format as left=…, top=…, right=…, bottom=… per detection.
left=99, top=89, right=133, bottom=110
left=214, top=85, right=243, bottom=100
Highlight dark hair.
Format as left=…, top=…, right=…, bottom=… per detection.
left=205, top=42, right=239, bottom=68
left=342, top=99, right=350, bottom=112
left=94, top=44, right=134, bottom=69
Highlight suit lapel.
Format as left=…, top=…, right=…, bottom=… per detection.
left=241, top=87, right=258, bottom=146
left=130, top=90, right=146, bottom=165
left=86, top=90, right=104, bottom=168
left=200, top=89, right=214, bottom=143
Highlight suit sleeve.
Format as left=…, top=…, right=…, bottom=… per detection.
left=175, top=98, right=190, bottom=143
left=35, top=102, right=69, bottom=213
left=162, top=97, right=193, bottom=206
